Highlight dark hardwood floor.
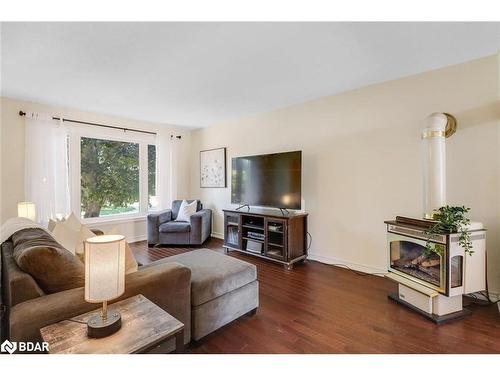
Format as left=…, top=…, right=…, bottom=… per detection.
left=130, top=238, right=500, bottom=354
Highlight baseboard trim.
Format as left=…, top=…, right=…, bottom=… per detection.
left=211, top=232, right=224, bottom=240
left=128, top=234, right=147, bottom=243
left=307, top=253, right=387, bottom=276
left=128, top=232, right=226, bottom=243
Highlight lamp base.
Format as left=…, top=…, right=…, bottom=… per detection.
left=87, top=311, right=122, bottom=338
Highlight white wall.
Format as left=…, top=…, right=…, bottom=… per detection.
left=0, top=96, right=192, bottom=241
left=189, top=55, right=500, bottom=294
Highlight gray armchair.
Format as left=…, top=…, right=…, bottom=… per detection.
left=147, top=200, right=212, bottom=246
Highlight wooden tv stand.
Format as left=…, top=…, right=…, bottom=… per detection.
left=223, top=208, right=308, bottom=270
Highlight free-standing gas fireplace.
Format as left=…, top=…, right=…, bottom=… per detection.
left=385, top=113, right=487, bottom=323
left=386, top=216, right=485, bottom=297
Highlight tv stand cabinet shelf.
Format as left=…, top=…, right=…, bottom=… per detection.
left=223, top=208, right=308, bottom=270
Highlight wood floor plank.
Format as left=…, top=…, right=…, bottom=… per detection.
left=130, top=238, right=500, bottom=354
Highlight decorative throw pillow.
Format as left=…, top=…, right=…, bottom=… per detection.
left=51, top=221, right=81, bottom=255
left=77, top=225, right=96, bottom=256
left=12, top=228, right=85, bottom=294
left=49, top=213, right=94, bottom=255
left=106, top=227, right=139, bottom=274
left=124, top=243, right=139, bottom=274
left=64, top=212, right=82, bottom=232
left=49, top=213, right=138, bottom=274
left=48, top=218, right=57, bottom=232
left=48, top=214, right=69, bottom=232
left=175, top=200, right=198, bottom=222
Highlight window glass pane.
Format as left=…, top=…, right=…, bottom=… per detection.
left=390, top=240, right=442, bottom=287
left=148, top=144, right=158, bottom=210
left=81, top=137, right=139, bottom=218
left=451, top=255, right=463, bottom=288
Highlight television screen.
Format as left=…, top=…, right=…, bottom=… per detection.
left=231, top=151, right=302, bottom=209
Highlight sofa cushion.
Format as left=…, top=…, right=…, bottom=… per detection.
left=164, top=249, right=257, bottom=306
left=1, top=240, right=45, bottom=308
left=159, top=222, right=191, bottom=233
left=11, top=228, right=85, bottom=294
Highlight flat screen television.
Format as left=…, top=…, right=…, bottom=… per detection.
left=231, top=150, right=302, bottom=209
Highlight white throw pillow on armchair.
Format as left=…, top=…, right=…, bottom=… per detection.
left=175, top=200, right=198, bottom=222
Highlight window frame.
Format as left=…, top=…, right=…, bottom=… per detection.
left=68, top=125, right=157, bottom=224
left=147, top=143, right=159, bottom=212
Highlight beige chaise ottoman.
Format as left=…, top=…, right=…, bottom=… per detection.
left=164, top=249, right=259, bottom=341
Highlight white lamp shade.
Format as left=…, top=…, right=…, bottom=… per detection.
left=84, top=235, right=126, bottom=303
left=17, top=202, right=36, bottom=221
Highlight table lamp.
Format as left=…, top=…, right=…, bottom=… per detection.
left=84, top=234, right=126, bottom=338
left=17, top=201, right=36, bottom=221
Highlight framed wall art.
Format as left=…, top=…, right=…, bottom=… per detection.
left=200, top=147, right=227, bottom=188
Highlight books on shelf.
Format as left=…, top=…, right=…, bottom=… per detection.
left=247, top=231, right=265, bottom=241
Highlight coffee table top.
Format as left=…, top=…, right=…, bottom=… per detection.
left=40, top=294, right=184, bottom=354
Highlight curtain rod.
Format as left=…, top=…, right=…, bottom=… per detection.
left=18, top=110, right=163, bottom=136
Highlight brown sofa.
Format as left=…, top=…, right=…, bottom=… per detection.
left=0, top=227, right=260, bottom=353
left=0, top=238, right=191, bottom=353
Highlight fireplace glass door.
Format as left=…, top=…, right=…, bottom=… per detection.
left=389, top=237, right=446, bottom=293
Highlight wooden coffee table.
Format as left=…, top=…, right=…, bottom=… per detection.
left=40, top=294, right=184, bottom=354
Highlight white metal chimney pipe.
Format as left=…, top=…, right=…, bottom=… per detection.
left=422, top=113, right=456, bottom=219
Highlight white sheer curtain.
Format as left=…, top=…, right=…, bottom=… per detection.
left=24, top=113, right=70, bottom=224
left=169, top=134, right=180, bottom=203
left=156, top=131, right=181, bottom=210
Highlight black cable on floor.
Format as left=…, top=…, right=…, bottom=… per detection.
left=326, top=263, right=388, bottom=277
left=306, top=231, right=312, bottom=251
left=466, top=249, right=500, bottom=305
left=306, top=232, right=387, bottom=277
left=465, top=292, right=500, bottom=306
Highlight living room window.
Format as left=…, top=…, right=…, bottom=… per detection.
left=80, top=137, right=141, bottom=218
left=68, top=126, right=158, bottom=222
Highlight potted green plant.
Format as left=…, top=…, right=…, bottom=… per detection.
left=424, top=205, right=473, bottom=257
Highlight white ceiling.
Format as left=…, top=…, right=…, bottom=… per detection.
left=1, top=22, right=499, bottom=128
